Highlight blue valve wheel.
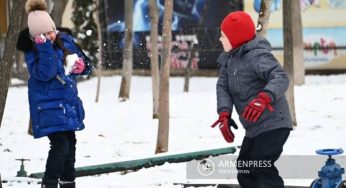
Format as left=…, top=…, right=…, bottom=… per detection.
left=310, top=178, right=321, bottom=188
left=316, top=149, right=344, bottom=156
left=337, top=180, right=346, bottom=188
left=310, top=177, right=346, bottom=188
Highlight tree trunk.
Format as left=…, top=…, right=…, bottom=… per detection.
left=28, top=118, right=33, bottom=135
left=94, top=0, right=104, bottom=103
left=118, top=0, right=134, bottom=101
left=0, top=1, right=25, bottom=183
left=283, top=0, right=299, bottom=127
left=51, top=0, right=69, bottom=27
left=155, top=0, right=173, bottom=154
left=292, top=0, right=305, bottom=85
left=14, top=8, right=28, bottom=80
left=256, top=0, right=271, bottom=38
left=95, top=75, right=101, bottom=102
left=184, top=44, right=196, bottom=92
left=149, top=0, right=160, bottom=119
left=0, top=0, right=25, bottom=129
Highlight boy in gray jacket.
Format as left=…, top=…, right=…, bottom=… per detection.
left=211, top=11, right=293, bottom=188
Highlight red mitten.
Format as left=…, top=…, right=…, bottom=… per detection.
left=242, top=92, right=274, bottom=122
left=72, top=58, right=85, bottom=74
left=211, top=112, right=236, bottom=143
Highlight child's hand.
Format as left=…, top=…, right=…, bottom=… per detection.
left=242, top=92, right=274, bottom=122
left=72, top=58, right=85, bottom=74
left=34, top=34, right=46, bottom=44
left=211, top=112, right=236, bottom=143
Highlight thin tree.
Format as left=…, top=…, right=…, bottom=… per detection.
left=118, top=0, right=134, bottom=101
left=51, top=0, right=69, bottom=27
left=155, top=0, right=173, bottom=154
left=283, top=0, right=302, bottom=127
left=94, top=0, right=104, bottom=103
left=256, top=0, right=271, bottom=38
left=0, top=0, right=25, bottom=129
left=183, top=42, right=197, bottom=92
left=14, top=8, right=28, bottom=81
left=289, top=1, right=305, bottom=85
left=0, top=1, right=25, bottom=184
left=149, top=0, right=160, bottom=118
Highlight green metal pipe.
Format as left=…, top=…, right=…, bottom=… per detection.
left=29, top=146, right=236, bottom=178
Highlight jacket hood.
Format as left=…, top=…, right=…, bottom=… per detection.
left=227, top=35, right=272, bottom=57
left=241, top=35, right=272, bottom=54
left=16, top=27, right=74, bottom=52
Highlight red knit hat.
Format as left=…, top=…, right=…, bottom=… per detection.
left=221, top=11, right=256, bottom=49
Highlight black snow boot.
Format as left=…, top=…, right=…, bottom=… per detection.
left=41, top=178, right=58, bottom=188
left=41, top=183, right=58, bottom=188
left=59, top=181, right=75, bottom=188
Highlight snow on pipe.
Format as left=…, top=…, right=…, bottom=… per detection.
left=29, top=146, right=237, bottom=178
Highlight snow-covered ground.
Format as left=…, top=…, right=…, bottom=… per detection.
left=1, top=74, right=346, bottom=187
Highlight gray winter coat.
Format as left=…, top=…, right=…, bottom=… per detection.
left=216, top=35, right=293, bottom=138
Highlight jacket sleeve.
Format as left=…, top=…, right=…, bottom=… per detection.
left=255, top=53, right=289, bottom=102
left=216, top=53, right=233, bottom=113
left=25, top=41, right=59, bottom=81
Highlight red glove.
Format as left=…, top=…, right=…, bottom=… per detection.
left=211, top=112, right=238, bottom=143
left=242, top=92, right=274, bottom=122
left=72, top=58, right=85, bottom=74
left=34, top=34, right=46, bottom=44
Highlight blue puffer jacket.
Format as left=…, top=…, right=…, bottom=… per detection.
left=24, top=32, right=91, bottom=138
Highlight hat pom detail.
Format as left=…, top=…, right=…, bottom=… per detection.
left=25, top=0, right=47, bottom=14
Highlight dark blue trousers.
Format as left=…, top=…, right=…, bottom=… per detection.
left=236, top=128, right=290, bottom=188
left=42, top=131, right=76, bottom=186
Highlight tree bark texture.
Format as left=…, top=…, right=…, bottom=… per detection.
left=0, top=0, right=25, bottom=129
left=184, top=44, right=197, bottom=92
left=283, top=0, right=299, bottom=127
left=291, top=0, right=305, bottom=85
left=94, top=0, right=104, bottom=103
left=155, top=0, right=173, bottom=154
left=118, top=0, right=134, bottom=101
left=149, top=0, right=160, bottom=119
left=14, top=8, right=28, bottom=80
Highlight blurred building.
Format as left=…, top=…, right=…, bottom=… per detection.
left=246, top=0, right=346, bottom=71
left=1, top=0, right=346, bottom=72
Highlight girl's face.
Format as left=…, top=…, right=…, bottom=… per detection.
left=219, top=31, right=232, bottom=52
left=44, top=31, right=57, bottom=42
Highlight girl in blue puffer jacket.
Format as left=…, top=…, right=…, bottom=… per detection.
left=16, top=0, right=92, bottom=187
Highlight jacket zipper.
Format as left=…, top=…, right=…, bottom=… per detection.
left=233, top=69, right=241, bottom=93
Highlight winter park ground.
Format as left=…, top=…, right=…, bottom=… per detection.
left=1, top=74, right=346, bottom=188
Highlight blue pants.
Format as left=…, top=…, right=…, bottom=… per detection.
left=42, top=131, right=76, bottom=186
left=237, top=128, right=290, bottom=188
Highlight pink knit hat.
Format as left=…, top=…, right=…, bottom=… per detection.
left=25, top=0, right=56, bottom=37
